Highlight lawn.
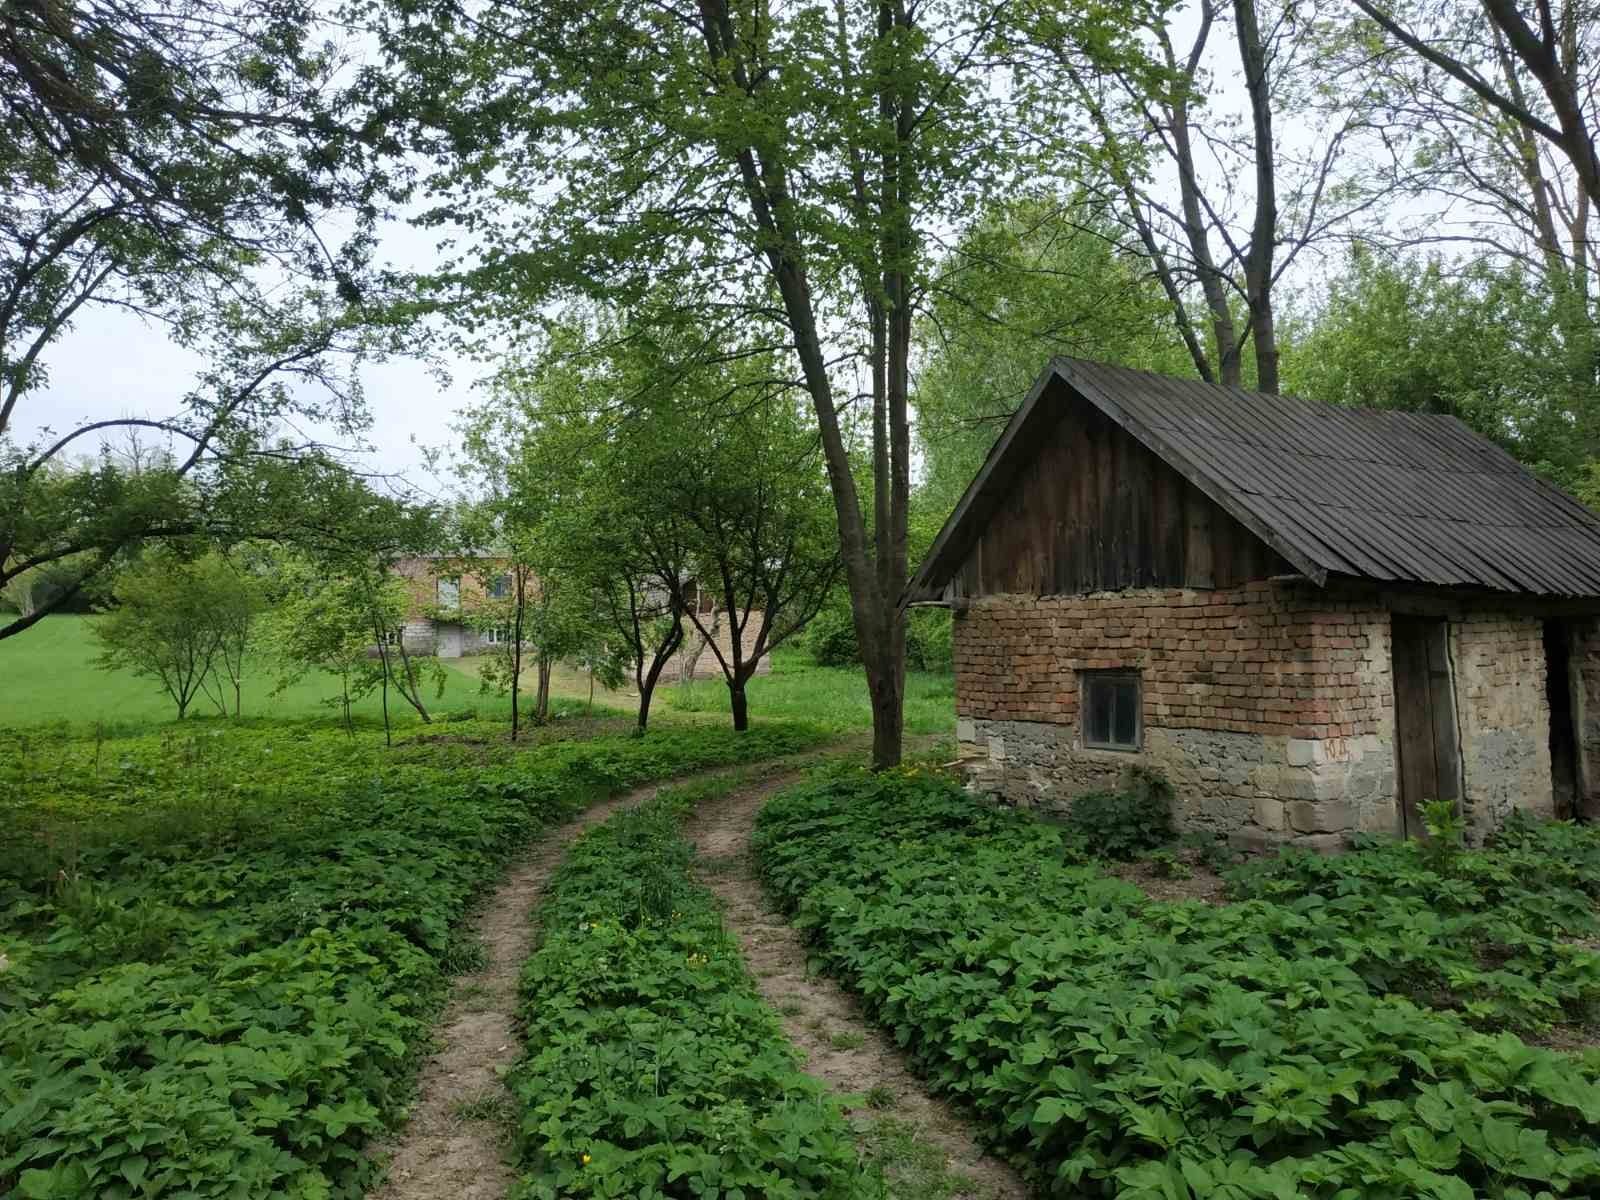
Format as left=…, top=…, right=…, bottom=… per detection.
left=660, top=647, right=956, bottom=736
left=0, top=618, right=955, bottom=738
left=0, top=614, right=503, bottom=731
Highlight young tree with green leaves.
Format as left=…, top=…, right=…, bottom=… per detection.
left=92, top=549, right=253, bottom=719
left=265, top=555, right=446, bottom=739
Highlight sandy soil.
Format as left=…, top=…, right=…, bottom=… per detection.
left=681, top=777, right=1029, bottom=1200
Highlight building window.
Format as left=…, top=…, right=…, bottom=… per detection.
left=436, top=576, right=460, bottom=609
left=1081, top=671, right=1141, bottom=751
left=489, top=574, right=512, bottom=600
left=380, top=628, right=402, bottom=647
left=485, top=626, right=510, bottom=645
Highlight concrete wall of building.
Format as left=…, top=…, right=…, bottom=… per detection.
left=662, top=612, right=773, bottom=681
left=1450, top=615, right=1554, bottom=839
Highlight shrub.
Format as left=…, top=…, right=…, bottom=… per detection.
left=508, top=785, right=875, bottom=1198
left=1062, top=765, right=1175, bottom=859
left=753, top=768, right=1600, bottom=1199
left=805, top=596, right=952, bottom=673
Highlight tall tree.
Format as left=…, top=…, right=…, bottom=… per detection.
left=914, top=198, right=1196, bottom=515
left=1048, top=0, right=1391, bottom=391
left=1351, top=0, right=1600, bottom=214
left=387, top=0, right=1154, bottom=766
left=0, top=0, right=410, bottom=639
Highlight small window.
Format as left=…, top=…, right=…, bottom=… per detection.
left=436, top=576, right=460, bottom=609
left=485, top=626, right=510, bottom=645
left=489, top=574, right=512, bottom=600
left=380, top=628, right=402, bottom=647
left=1081, top=672, right=1141, bottom=751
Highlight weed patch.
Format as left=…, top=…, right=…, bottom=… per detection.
left=754, top=768, right=1600, bottom=1199
left=0, top=721, right=830, bottom=1198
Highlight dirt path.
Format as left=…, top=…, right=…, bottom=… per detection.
left=367, top=785, right=648, bottom=1200
left=682, top=777, right=1030, bottom=1200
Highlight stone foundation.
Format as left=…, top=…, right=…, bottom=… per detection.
left=958, top=716, right=1395, bottom=853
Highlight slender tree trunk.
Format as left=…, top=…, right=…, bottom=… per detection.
left=381, top=663, right=391, bottom=748
left=511, top=571, right=525, bottom=741
left=1234, top=0, right=1279, bottom=393
left=636, top=612, right=684, bottom=733
left=233, top=678, right=241, bottom=718
left=698, top=0, right=907, bottom=769
left=536, top=655, right=552, bottom=722
left=729, top=679, right=749, bottom=731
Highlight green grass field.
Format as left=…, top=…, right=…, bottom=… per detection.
left=0, top=614, right=500, bottom=730
left=661, top=647, right=956, bottom=735
left=0, top=616, right=957, bottom=736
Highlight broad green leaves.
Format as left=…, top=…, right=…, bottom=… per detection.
left=754, top=769, right=1600, bottom=1198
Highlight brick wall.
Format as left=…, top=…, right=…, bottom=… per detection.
left=951, top=584, right=1398, bottom=850
left=953, top=583, right=1391, bottom=741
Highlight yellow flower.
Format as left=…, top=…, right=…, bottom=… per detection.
left=581, top=1153, right=592, bottom=1166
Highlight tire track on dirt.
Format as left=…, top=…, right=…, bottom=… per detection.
left=365, top=782, right=653, bottom=1199
left=682, top=775, right=1029, bottom=1200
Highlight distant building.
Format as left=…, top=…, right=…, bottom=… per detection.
left=389, top=557, right=770, bottom=679
left=392, top=554, right=511, bottom=658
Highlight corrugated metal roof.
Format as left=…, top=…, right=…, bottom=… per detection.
left=908, top=357, right=1600, bottom=601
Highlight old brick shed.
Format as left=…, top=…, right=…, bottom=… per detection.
left=906, top=358, right=1600, bottom=850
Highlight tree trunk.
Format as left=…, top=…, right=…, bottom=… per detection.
left=1234, top=0, right=1279, bottom=393
left=698, top=0, right=906, bottom=769
left=729, top=679, right=749, bottom=731
left=380, top=663, right=391, bottom=748
left=233, top=679, right=241, bottom=718
left=511, top=572, right=525, bottom=741
left=536, top=655, right=552, bottom=722
left=635, top=612, right=684, bottom=733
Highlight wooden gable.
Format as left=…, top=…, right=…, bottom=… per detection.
left=946, top=397, right=1290, bottom=601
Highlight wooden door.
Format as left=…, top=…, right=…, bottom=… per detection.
left=1391, top=616, right=1462, bottom=837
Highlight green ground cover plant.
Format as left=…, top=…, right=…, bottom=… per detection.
left=754, top=769, right=1600, bottom=1199
left=0, top=721, right=832, bottom=1199
left=509, top=778, right=877, bottom=1199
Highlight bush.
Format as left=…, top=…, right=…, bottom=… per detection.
left=508, top=784, right=874, bottom=1198
left=1061, top=765, right=1175, bottom=860
left=0, top=722, right=833, bottom=1199
left=753, top=768, right=1600, bottom=1199
left=805, top=596, right=952, bottom=673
